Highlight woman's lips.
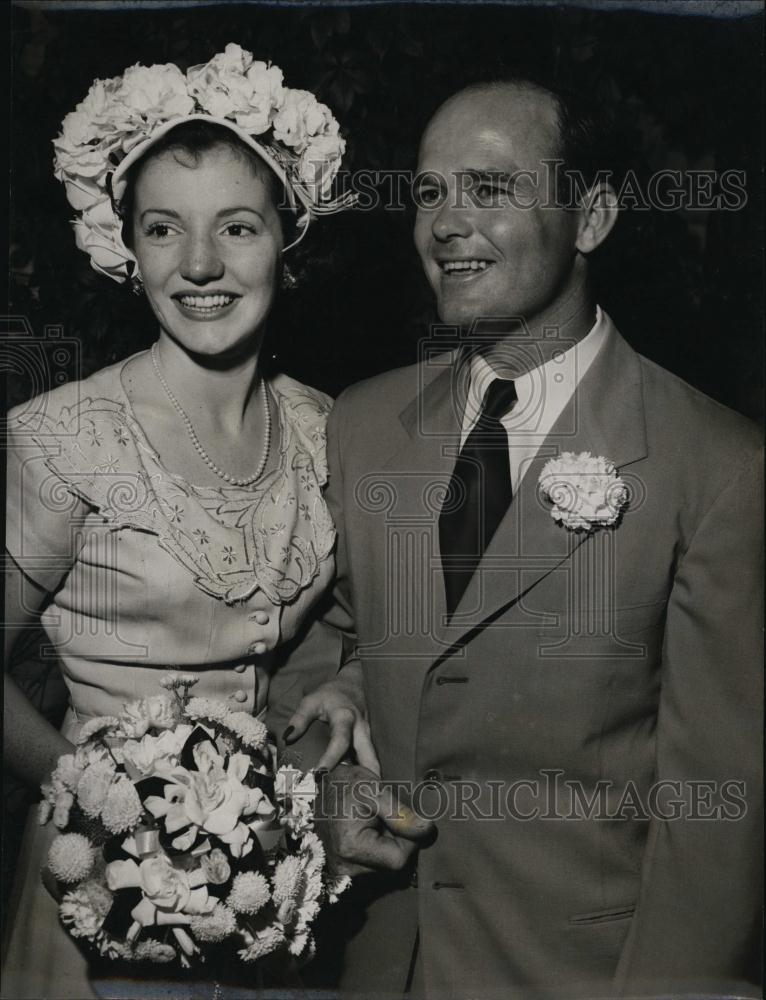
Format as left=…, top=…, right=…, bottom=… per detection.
left=172, top=293, right=240, bottom=319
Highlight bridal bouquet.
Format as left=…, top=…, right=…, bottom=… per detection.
left=40, top=675, right=348, bottom=970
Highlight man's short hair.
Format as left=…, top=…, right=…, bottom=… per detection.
left=457, top=75, right=622, bottom=206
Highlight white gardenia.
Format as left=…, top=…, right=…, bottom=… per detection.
left=121, top=725, right=194, bottom=777
left=538, top=451, right=629, bottom=531
left=144, top=739, right=276, bottom=856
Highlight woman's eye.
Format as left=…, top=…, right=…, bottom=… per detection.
left=145, top=222, right=174, bottom=238
left=222, top=223, right=256, bottom=238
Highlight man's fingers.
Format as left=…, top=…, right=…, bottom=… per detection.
left=377, top=785, right=436, bottom=841
left=346, top=825, right=418, bottom=871
left=314, top=711, right=355, bottom=771
left=352, top=720, right=381, bottom=776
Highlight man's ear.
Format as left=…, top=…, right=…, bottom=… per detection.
left=575, top=182, right=619, bottom=254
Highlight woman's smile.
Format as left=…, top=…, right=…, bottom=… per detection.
left=172, top=290, right=242, bottom=319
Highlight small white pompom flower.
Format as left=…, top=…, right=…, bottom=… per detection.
left=184, top=697, right=231, bottom=724
left=222, top=711, right=268, bottom=749
left=100, top=776, right=143, bottom=834
left=238, top=924, right=285, bottom=962
left=190, top=902, right=238, bottom=942
left=76, top=716, right=120, bottom=745
left=52, top=754, right=83, bottom=791
left=227, top=871, right=271, bottom=915
left=77, top=759, right=116, bottom=819
left=272, top=855, right=303, bottom=904
left=47, top=833, right=95, bottom=883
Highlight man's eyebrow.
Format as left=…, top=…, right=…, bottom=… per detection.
left=456, top=167, right=520, bottom=180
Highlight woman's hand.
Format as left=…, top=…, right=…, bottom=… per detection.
left=283, top=662, right=380, bottom=775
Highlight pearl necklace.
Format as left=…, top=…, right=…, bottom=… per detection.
left=150, top=342, right=271, bottom=487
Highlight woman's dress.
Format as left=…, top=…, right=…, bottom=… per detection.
left=2, top=352, right=336, bottom=999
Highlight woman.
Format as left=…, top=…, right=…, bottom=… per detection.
left=3, top=45, right=373, bottom=999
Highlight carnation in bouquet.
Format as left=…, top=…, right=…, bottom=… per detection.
left=40, top=674, right=348, bottom=972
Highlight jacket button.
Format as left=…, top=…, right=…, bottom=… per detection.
left=233, top=663, right=246, bottom=674
left=423, top=769, right=441, bottom=783
left=410, top=869, right=418, bottom=888
left=231, top=690, right=248, bottom=703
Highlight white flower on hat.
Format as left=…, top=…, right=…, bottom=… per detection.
left=119, top=63, right=194, bottom=124
left=272, top=89, right=335, bottom=154
left=299, top=133, right=346, bottom=199
left=73, top=198, right=138, bottom=280
left=53, top=43, right=354, bottom=282
left=188, top=44, right=285, bottom=134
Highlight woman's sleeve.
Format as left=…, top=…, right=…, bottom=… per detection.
left=5, top=407, right=90, bottom=593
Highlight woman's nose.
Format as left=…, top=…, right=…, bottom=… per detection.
left=180, top=234, right=225, bottom=284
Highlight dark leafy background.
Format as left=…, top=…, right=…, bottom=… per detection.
left=8, top=1, right=764, bottom=418
left=3, top=0, right=763, bottom=924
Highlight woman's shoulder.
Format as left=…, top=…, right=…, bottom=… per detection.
left=269, top=372, right=333, bottom=413
left=8, top=354, right=140, bottom=436
left=268, top=373, right=333, bottom=486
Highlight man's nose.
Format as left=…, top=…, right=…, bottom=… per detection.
left=431, top=190, right=473, bottom=242
left=180, top=233, right=225, bottom=284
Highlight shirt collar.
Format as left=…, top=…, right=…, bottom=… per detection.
left=466, top=306, right=608, bottom=426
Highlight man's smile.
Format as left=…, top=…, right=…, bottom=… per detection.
left=437, top=258, right=495, bottom=277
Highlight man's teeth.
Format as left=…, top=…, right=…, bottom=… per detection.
left=179, top=294, right=235, bottom=309
left=440, top=260, right=491, bottom=273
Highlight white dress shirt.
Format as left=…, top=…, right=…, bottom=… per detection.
left=460, top=307, right=609, bottom=492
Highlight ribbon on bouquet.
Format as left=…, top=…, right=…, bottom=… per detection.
left=103, top=825, right=216, bottom=956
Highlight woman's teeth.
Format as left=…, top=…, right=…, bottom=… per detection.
left=441, top=260, right=490, bottom=273
left=179, top=294, right=235, bottom=311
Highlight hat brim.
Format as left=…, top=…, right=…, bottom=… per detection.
left=110, top=114, right=311, bottom=245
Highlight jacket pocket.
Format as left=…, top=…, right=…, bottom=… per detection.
left=569, top=904, right=636, bottom=926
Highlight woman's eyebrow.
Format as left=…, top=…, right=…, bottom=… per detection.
left=140, top=208, right=181, bottom=220
left=217, top=206, right=265, bottom=219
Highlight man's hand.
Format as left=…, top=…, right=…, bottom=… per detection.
left=284, top=662, right=380, bottom=774
left=316, top=763, right=435, bottom=877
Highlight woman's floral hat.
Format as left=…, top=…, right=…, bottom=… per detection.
left=53, top=44, right=355, bottom=282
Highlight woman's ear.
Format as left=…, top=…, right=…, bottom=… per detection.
left=575, top=182, right=619, bottom=254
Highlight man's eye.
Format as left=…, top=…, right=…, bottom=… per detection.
left=222, top=223, right=256, bottom=237
left=472, top=181, right=510, bottom=205
left=414, top=184, right=445, bottom=209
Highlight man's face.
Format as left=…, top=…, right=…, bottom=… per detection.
left=414, top=85, right=584, bottom=332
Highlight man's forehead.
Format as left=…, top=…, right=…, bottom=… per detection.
left=419, top=84, right=560, bottom=166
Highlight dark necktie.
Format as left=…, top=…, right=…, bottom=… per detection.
left=439, top=377, right=518, bottom=617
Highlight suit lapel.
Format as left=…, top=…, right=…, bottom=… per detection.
left=433, top=320, right=649, bottom=650
left=380, top=353, right=467, bottom=646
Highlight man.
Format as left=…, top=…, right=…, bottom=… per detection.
left=269, top=78, right=762, bottom=998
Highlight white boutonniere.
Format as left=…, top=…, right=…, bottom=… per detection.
left=538, top=451, right=629, bottom=532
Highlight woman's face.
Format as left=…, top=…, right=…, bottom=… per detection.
left=131, top=144, right=283, bottom=361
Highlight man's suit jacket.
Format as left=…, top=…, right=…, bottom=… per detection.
left=268, top=317, right=763, bottom=999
